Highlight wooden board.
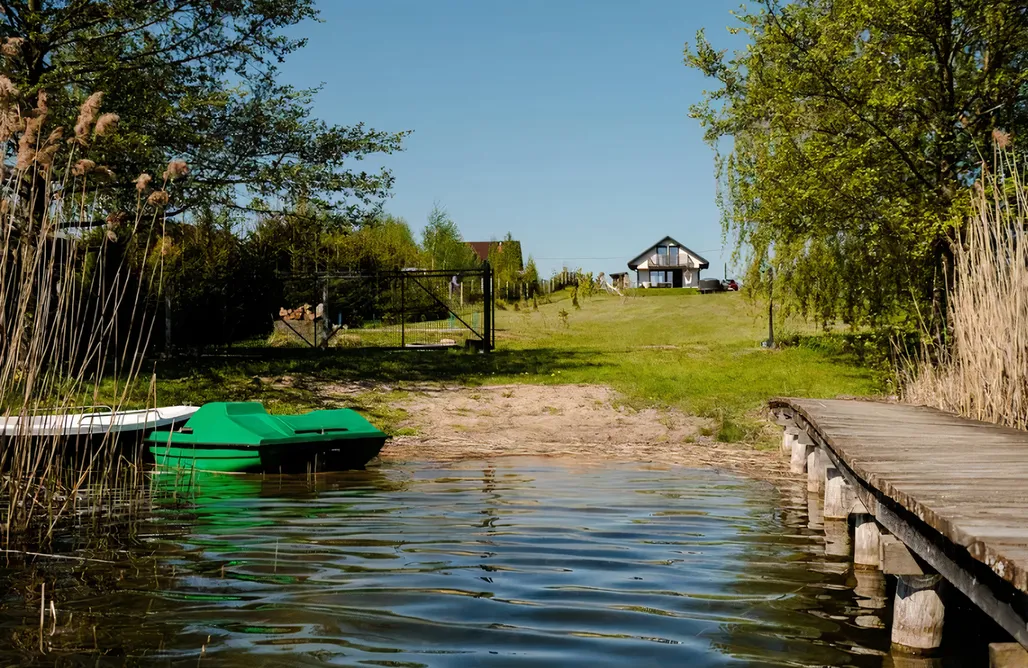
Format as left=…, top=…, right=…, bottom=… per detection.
left=770, top=398, right=1028, bottom=594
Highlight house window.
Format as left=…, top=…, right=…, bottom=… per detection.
left=668, top=246, right=679, bottom=265
left=651, top=270, right=667, bottom=285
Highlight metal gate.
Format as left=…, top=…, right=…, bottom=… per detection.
left=277, top=264, right=495, bottom=351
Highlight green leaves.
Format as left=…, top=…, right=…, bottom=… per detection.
left=2, top=0, right=408, bottom=223
left=685, top=0, right=1028, bottom=329
left=421, top=205, right=479, bottom=271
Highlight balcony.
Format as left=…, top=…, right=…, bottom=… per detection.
left=639, top=254, right=699, bottom=269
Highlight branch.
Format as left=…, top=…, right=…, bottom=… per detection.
left=760, top=0, right=936, bottom=192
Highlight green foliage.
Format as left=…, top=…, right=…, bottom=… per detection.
left=159, top=208, right=277, bottom=346
left=684, top=0, right=1028, bottom=329
left=524, top=256, right=540, bottom=294
left=324, top=216, right=422, bottom=273
left=489, top=232, right=525, bottom=300
left=421, top=204, right=479, bottom=270
left=155, top=200, right=498, bottom=347
left=1, top=0, right=408, bottom=222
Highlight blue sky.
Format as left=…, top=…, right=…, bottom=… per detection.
left=279, top=1, right=746, bottom=279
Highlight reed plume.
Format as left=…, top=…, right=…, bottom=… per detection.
left=162, top=159, right=188, bottom=181
left=94, top=113, right=118, bottom=137
left=73, top=92, right=103, bottom=143
left=0, top=89, right=166, bottom=538
left=134, top=173, right=152, bottom=192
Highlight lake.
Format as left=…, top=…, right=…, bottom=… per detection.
left=0, top=458, right=985, bottom=666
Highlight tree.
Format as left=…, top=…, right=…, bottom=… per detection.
left=420, top=204, right=478, bottom=270
left=324, top=215, right=422, bottom=273
left=523, top=255, right=540, bottom=296
left=685, top=0, right=1028, bottom=328
left=488, top=232, right=524, bottom=300
left=0, top=0, right=409, bottom=228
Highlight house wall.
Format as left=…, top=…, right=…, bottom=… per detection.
left=636, top=268, right=701, bottom=288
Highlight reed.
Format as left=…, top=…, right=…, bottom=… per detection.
left=902, top=144, right=1028, bottom=428
left=0, top=86, right=177, bottom=538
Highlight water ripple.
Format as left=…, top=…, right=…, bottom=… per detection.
left=0, top=459, right=904, bottom=666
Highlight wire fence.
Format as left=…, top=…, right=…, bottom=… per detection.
left=274, top=265, right=495, bottom=351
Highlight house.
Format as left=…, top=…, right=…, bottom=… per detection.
left=466, top=239, right=523, bottom=271
left=466, top=241, right=495, bottom=263
left=627, top=236, right=709, bottom=288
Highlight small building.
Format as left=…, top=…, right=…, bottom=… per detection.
left=627, top=236, right=709, bottom=288
left=609, top=272, right=630, bottom=290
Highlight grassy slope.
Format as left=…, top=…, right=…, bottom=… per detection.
left=496, top=291, right=876, bottom=439
left=102, top=290, right=877, bottom=442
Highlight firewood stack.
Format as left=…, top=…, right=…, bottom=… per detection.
left=278, top=303, right=325, bottom=321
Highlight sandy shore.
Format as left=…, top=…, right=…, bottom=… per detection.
left=372, top=384, right=791, bottom=480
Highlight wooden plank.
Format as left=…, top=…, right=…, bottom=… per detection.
left=777, top=398, right=1028, bottom=649
left=990, top=643, right=1028, bottom=668
left=880, top=535, right=925, bottom=575
left=775, top=398, right=1028, bottom=589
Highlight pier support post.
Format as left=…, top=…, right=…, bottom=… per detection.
left=782, top=425, right=799, bottom=455
left=854, top=513, right=882, bottom=568
left=807, top=447, right=827, bottom=494
left=892, top=574, right=945, bottom=652
left=824, top=519, right=851, bottom=557
left=823, top=465, right=855, bottom=519
left=989, top=643, right=1028, bottom=668
left=854, top=568, right=888, bottom=610
left=807, top=493, right=824, bottom=531
left=880, top=535, right=945, bottom=652
left=790, top=436, right=811, bottom=474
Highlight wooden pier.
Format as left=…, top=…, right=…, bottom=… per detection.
left=771, top=397, right=1028, bottom=665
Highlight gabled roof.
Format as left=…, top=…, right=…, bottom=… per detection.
left=466, top=239, right=523, bottom=266
left=467, top=241, right=494, bottom=262
left=627, top=236, right=710, bottom=270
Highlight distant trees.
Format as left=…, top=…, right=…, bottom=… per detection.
left=324, top=216, right=422, bottom=273
left=421, top=205, right=479, bottom=270
left=156, top=200, right=527, bottom=346
left=685, top=0, right=1028, bottom=330
left=489, top=232, right=526, bottom=300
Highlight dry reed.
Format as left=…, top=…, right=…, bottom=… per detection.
left=903, top=146, right=1028, bottom=427
left=0, top=88, right=171, bottom=539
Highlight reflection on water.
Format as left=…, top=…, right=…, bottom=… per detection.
left=0, top=459, right=987, bottom=666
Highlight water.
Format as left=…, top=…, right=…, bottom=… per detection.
left=0, top=459, right=985, bottom=666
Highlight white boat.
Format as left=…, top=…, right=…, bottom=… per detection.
left=0, top=405, right=198, bottom=438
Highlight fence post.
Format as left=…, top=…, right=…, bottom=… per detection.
left=400, top=273, right=406, bottom=348
left=483, top=261, right=493, bottom=352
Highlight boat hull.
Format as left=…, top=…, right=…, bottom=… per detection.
left=0, top=414, right=195, bottom=469
left=148, top=436, right=387, bottom=473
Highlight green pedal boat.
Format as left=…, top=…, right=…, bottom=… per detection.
left=145, top=402, right=388, bottom=473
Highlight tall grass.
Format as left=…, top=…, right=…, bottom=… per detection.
left=903, top=146, right=1028, bottom=427
left=0, top=83, right=177, bottom=538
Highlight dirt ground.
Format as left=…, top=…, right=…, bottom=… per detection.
left=376, top=384, right=792, bottom=480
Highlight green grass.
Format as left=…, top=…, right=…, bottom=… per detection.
left=99, top=290, right=878, bottom=443
left=498, top=290, right=877, bottom=439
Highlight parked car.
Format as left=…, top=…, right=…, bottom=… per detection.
left=723, top=279, right=739, bottom=291
left=698, top=278, right=725, bottom=294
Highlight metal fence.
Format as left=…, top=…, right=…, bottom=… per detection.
left=276, top=264, right=495, bottom=351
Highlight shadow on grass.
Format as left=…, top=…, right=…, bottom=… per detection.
left=154, top=347, right=602, bottom=395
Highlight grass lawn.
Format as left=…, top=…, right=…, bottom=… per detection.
left=495, top=290, right=878, bottom=440
left=102, top=290, right=879, bottom=443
